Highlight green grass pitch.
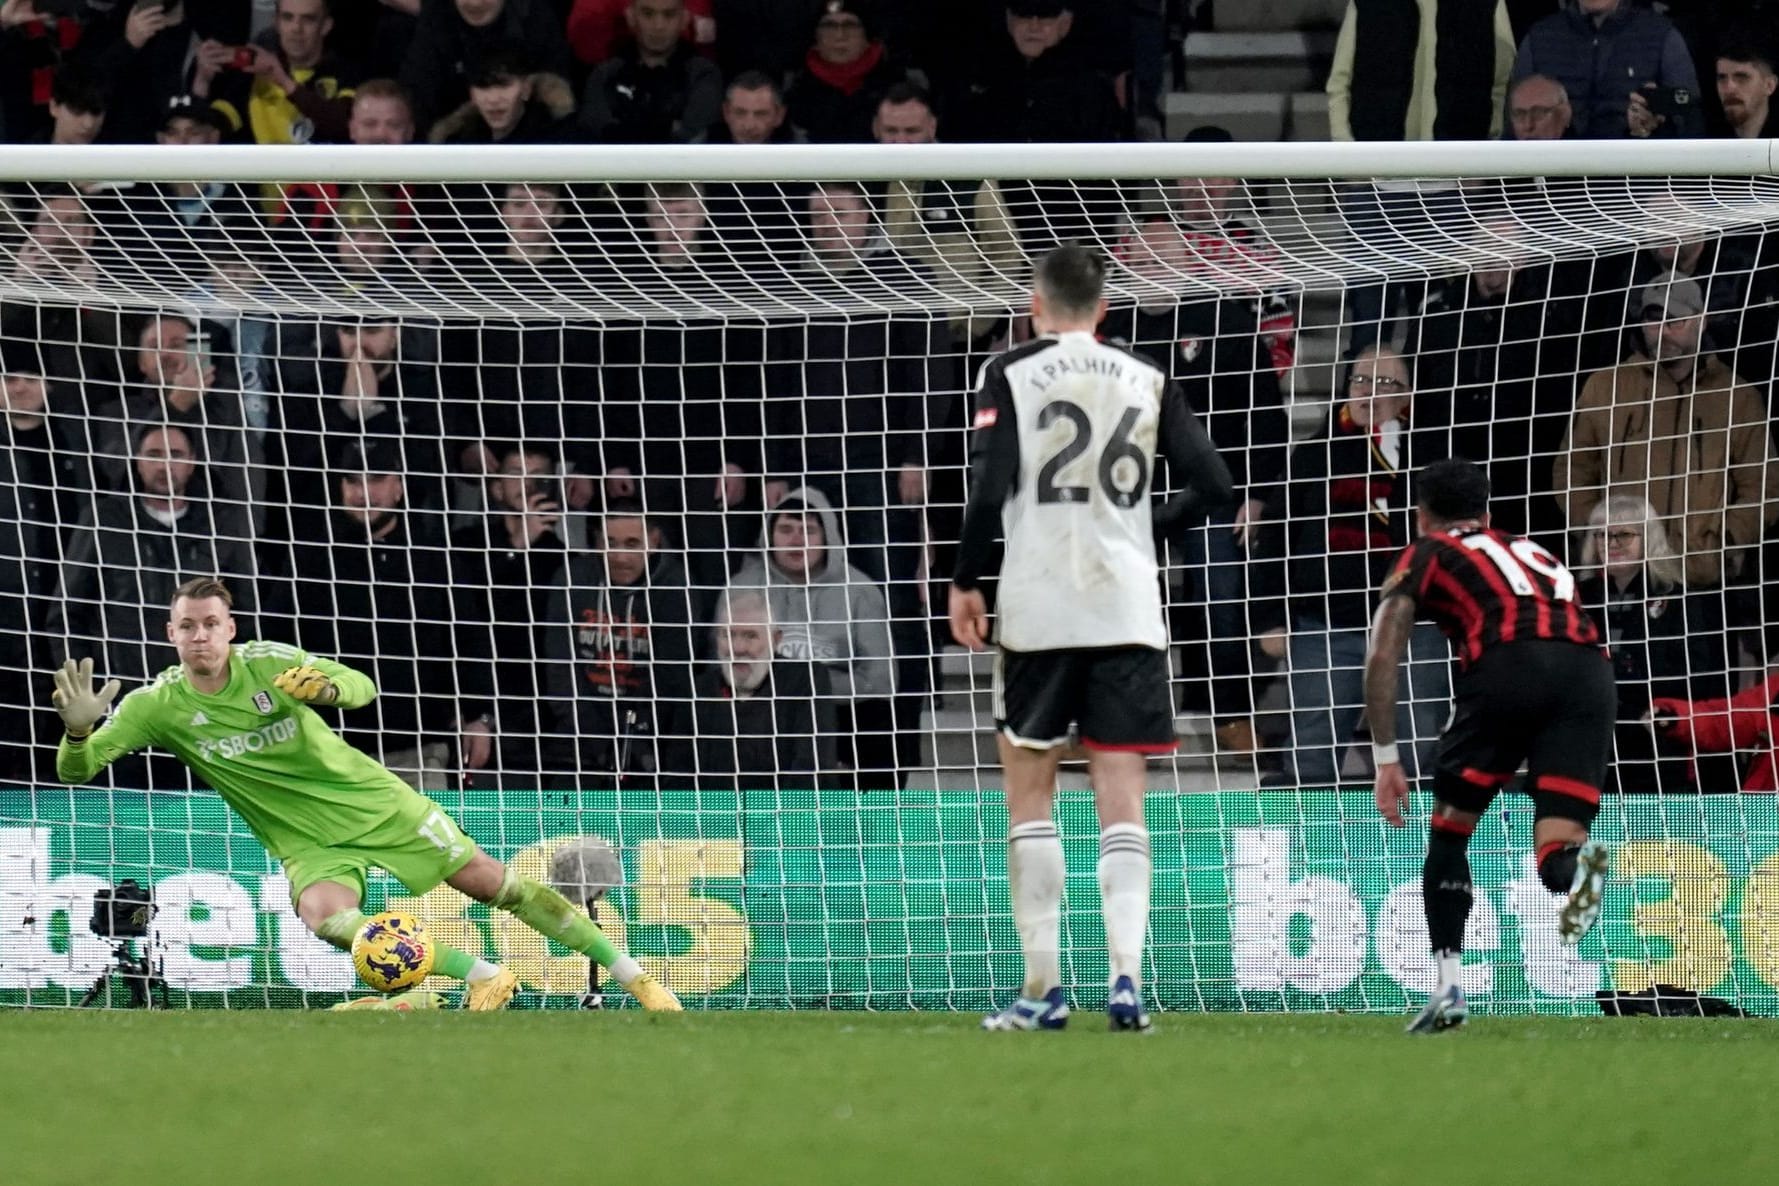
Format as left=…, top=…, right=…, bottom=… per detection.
left=3, top=1011, right=1774, bottom=1186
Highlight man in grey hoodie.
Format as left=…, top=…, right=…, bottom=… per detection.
left=729, top=486, right=896, bottom=788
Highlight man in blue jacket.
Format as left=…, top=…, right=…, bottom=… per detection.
left=1510, top=0, right=1700, bottom=139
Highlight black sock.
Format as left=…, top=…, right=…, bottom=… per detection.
left=1538, top=842, right=1582, bottom=894
left=1423, top=827, right=1474, bottom=956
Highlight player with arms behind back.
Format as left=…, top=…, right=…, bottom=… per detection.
left=950, top=245, right=1234, bottom=1032
left=1364, top=459, right=1612, bottom=1034
left=52, top=577, right=681, bottom=1012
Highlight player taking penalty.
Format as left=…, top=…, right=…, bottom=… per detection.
left=950, top=244, right=1234, bottom=1032
left=51, top=577, right=681, bottom=1013
left=1364, top=459, right=1612, bottom=1034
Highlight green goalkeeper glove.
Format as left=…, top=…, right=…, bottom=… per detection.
left=52, top=657, right=120, bottom=739
left=275, top=665, right=339, bottom=705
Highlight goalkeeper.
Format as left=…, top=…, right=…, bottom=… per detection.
left=52, top=576, right=681, bottom=1013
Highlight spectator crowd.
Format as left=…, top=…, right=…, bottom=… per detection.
left=1, top=0, right=1777, bottom=796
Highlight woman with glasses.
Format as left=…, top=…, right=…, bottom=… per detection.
left=1576, top=495, right=1733, bottom=792
left=1257, top=344, right=1450, bottom=787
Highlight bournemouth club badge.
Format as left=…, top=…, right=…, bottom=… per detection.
left=253, top=691, right=274, bottom=714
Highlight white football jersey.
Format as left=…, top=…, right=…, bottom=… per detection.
left=972, top=333, right=1172, bottom=651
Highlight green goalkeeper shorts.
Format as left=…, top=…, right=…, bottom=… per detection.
left=281, top=792, right=478, bottom=910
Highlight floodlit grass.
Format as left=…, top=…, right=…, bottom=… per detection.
left=2, top=1010, right=1774, bottom=1186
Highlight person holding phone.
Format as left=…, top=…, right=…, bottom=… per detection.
left=194, top=0, right=360, bottom=147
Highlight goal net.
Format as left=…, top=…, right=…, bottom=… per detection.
left=2, top=141, right=1778, bottom=1014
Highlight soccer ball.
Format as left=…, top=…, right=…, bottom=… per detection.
left=351, top=911, right=434, bottom=992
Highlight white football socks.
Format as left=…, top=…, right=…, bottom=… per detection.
left=467, top=958, right=503, bottom=983
left=1435, top=951, right=1463, bottom=994
left=610, top=954, right=644, bottom=987
left=1098, top=823, right=1152, bottom=988
left=1008, top=819, right=1065, bottom=998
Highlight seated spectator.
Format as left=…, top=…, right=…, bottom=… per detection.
left=544, top=501, right=695, bottom=787
left=1578, top=495, right=1732, bottom=793
left=1, top=0, right=187, bottom=145
left=204, top=0, right=358, bottom=146
left=698, top=72, right=805, bottom=266
left=44, top=64, right=108, bottom=146
left=273, top=315, right=449, bottom=511
left=8, top=185, right=103, bottom=289
left=700, top=70, right=801, bottom=145
left=1505, top=73, right=1573, bottom=140
left=55, top=423, right=259, bottom=687
left=1329, top=0, right=1512, bottom=141
left=298, top=185, right=433, bottom=302
left=1552, top=272, right=1778, bottom=591
left=729, top=487, right=895, bottom=789
left=947, top=0, right=1123, bottom=247
left=111, top=96, right=258, bottom=285
left=449, top=442, right=568, bottom=787
left=2, top=191, right=128, bottom=404
left=278, top=438, right=477, bottom=789
left=786, top=0, right=910, bottom=144
left=72, top=0, right=195, bottom=144
left=568, top=0, right=714, bottom=66
left=1585, top=232, right=1779, bottom=398
left=871, top=82, right=1022, bottom=350
left=1258, top=345, right=1450, bottom=787
left=277, top=82, right=421, bottom=234
left=1512, top=0, right=1700, bottom=139
left=1714, top=37, right=1778, bottom=139
left=1117, top=126, right=1298, bottom=377
left=579, top=0, right=720, bottom=143
left=430, top=41, right=577, bottom=144
left=1650, top=665, right=1779, bottom=792
left=96, top=313, right=259, bottom=522
left=400, top=0, right=575, bottom=131
left=660, top=589, right=833, bottom=790
left=949, top=1, right=1122, bottom=144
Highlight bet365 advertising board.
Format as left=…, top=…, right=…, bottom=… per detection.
left=3, top=789, right=1774, bottom=1014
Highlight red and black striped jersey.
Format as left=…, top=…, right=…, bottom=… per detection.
left=1382, top=527, right=1601, bottom=668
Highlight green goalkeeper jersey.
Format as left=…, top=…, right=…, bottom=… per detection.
left=56, top=641, right=418, bottom=858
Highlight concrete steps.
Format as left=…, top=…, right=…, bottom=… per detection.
left=1181, top=31, right=1337, bottom=95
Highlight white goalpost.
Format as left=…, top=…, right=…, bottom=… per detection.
left=1, top=140, right=1777, bottom=1013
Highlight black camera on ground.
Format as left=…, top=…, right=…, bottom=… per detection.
left=90, top=879, right=155, bottom=940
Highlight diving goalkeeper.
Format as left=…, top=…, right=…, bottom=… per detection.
left=52, top=576, right=681, bottom=1013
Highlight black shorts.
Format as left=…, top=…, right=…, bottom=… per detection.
left=993, top=645, right=1177, bottom=753
left=1434, top=641, right=1614, bottom=825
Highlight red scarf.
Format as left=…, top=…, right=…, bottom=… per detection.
left=805, top=41, right=884, bottom=96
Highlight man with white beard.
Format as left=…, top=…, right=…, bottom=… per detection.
left=660, top=590, right=834, bottom=790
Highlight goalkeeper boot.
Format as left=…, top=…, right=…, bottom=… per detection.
left=1106, top=975, right=1153, bottom=1033
left=626, top=971, right=683, bottom=1012
left=981, top=986, right=1069, bottom=1031
left=462, top=966, right=520, bottom=1012
left=1404, top=984, right=1468, bottom=1035
left=1558, top=841, right=1611, bottom=946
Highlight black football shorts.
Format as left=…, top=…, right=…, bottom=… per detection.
left=1433, top=640, right=1615, bottom=825
left=993, top=645, right=1177, bottom=753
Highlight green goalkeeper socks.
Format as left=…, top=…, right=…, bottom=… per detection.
left=315, top=908, right=478, bottom=980
left=490, top=869, right=624, bottom=970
